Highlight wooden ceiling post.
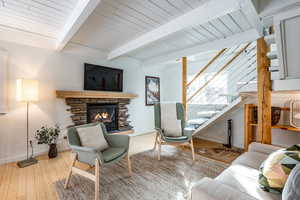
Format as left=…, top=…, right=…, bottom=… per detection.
left=182, top=57, right=187, bottom=111
left=257, top=37, right=272, bottom=144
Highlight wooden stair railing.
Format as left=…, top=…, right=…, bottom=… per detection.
left=186, top=48, right=226, bottom=87
left=187, top=42, right=251, bottom=103
left=182, top=49, right=226, bottom=112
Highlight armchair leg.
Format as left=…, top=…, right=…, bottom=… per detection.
left=95, top=159, right=100, bottom=200
left=153, top=132, right=159, bottom=151
left=127, top=154, right=132, bottom=176
left=64, top=153, right=77, bottom=189
left=190, top=138, right=195, bottom=161
left=158, top=137, right=161, bottom=161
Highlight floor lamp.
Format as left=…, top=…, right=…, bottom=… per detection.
left=16, top=79, right=39, bottom=168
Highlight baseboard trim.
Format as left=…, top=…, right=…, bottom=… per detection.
left=0, top=143, right=70, bottom=165
left=195, top=135, right=244, bottom=149
left=195, top=135, right=225, bottom=144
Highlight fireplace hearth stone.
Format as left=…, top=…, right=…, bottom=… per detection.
left=65, top=98, right=133, bottom=133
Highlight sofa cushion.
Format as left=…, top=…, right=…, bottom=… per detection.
left=258, top=150, right=300, bottom=193
left=191, top=177, right=257, bottom=200
left=216, top=165, right=281, bottom=200
left=282, top=163, right=300, bottom=200
left=77, top=124, right=109, bottom=151
left=232, top=152, right=269, bottom=170
left=248, top=143, right=283, bottom=155
left=102, top=147, right=126, bottom=162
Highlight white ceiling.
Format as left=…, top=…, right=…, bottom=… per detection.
left=71, top=0, right=209, bottom=52
left=70, top=0, right=263, bottom=63
left=126, top=10, right=253, bottom=60
left=0, top=0, right=79, bottom=38
left=0, top=0, right=298, bottom=64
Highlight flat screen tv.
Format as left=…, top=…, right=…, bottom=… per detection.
left=84, top=63, right=123, bottom=92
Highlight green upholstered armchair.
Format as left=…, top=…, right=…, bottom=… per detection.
left=64, top=122, right=131, bottom=200
left=154, top=102, right=195, bottom=161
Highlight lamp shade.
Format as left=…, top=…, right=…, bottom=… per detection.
left=16, top=79, right=39, bottom=102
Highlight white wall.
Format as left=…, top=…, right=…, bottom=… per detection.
left=0, top=49, right=8, bottom=114
left=161, top=64, right=182, bottom=102
left=0, top=41, right=163, bottom=164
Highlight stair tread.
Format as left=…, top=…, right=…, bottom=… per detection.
left=219, top=94, right=238, bottom=97
left=264, top=34, right=275, bottom=45
left=192, top=97, right=243, bottom=134
left=267, top=51, right=278, bottom=59
left=188, top=118, right=208, bottom=125
left=269, top=66, right=279, bottom=72
left=188, top=104, right=228, bottom=111
left=197, top=111, right=219, bottom=114
left=196, top=110, right=219, bottom=118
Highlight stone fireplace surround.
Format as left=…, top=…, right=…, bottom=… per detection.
left=56, top=90, right=138, bottom=134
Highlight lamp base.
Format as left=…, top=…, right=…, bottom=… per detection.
left=17, top=157, right=38, bottom=168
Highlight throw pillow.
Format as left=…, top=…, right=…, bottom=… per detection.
left=258, top=147, right=300, bottom=193
left=286, top=144, right=300, bottom=151
left=160, top=103, right=182, bottom=137
left=76, top=124, right=109, bottom=151
left=282, top=163, right=300, bottom=200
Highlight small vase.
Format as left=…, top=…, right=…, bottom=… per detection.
left=48, top=144, right=58, bottom=159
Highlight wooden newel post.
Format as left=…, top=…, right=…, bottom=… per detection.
left=257, top=37, right=272, bottom=144
left=182, top=57, right=187, bottom=112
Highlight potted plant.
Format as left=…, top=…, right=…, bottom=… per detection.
left=35, top=125, right=60, bottom=158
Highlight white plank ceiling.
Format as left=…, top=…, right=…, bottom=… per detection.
left=71, top=0, right=259, bottom=61
left=0, top=0, right=79, bottom=38
left=0, top=0, right=262, bottom=63
left=127, top=9, right=253, bottom=60
left=71, top=0, right=210, bottom=52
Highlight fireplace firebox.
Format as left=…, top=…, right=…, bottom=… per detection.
left=87, top=103, right=119, bottom=132
left=64, top=97, right=133, bottom=133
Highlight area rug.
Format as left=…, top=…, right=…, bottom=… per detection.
left=194, top=146, right=242, bottom=164
left=183, top=138, right=243, bottom=164
left=55, top=146, right=229, bottom=200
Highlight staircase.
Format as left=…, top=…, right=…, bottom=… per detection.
left=186, top=42, right=257, bottom=134
left=264, top=30, right=279, bottom=80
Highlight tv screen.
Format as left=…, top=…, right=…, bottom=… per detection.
left=84, top=63, right=123, bottom=92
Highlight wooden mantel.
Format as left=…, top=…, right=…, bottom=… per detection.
left=56, top=90, right=138, bottom=99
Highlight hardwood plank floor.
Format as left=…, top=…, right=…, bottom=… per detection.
left=0, top=151, right=87, bottom=200
left=0, top=138, right=241, bottom=200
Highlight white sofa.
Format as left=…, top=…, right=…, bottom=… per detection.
left=191, top=142, right=283, bottom=200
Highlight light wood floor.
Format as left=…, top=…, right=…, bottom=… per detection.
left=0, top=138, right=239, bottom=200
left=0, top=151, right=90, bottom=200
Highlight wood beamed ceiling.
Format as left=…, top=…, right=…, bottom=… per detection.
left=0, top=0, right=263, bottom=63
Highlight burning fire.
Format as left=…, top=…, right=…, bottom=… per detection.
left=94, top=112, right=109, bottom=120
